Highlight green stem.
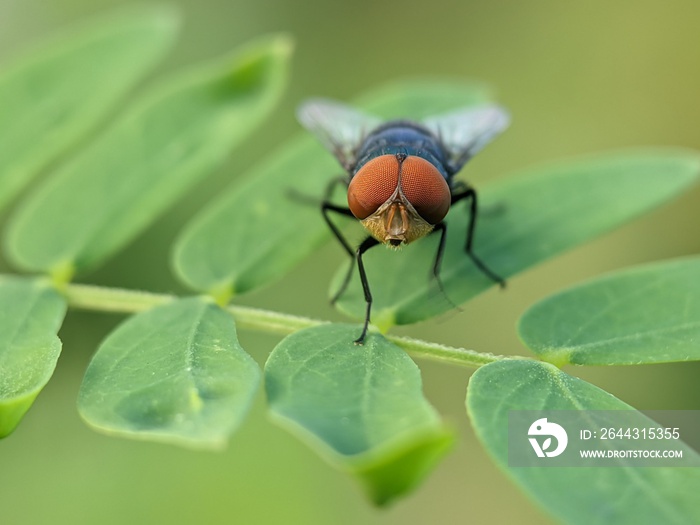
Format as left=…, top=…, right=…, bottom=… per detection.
left=62, top=281, right=510, bottom=368
left=65, top=283, right=176, bottom=312
left=387, top=335, right=506, bottom=367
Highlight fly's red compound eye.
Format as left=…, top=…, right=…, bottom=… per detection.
left=399, top=156, right=451, bottom=224
left=347, top=155, right=399, bottom=219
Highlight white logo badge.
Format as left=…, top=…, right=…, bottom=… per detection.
left=528, top=417, right=568, bottom=458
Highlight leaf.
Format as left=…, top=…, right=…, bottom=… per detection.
left=4, top=34, right=292, bottom=279
left=518, top=256, right=700, bottom=366
left=0, top=277, right=66, bottom=437
left=467, top=360, right=700, bottom=525
left=265, top=323, right=453, bottom=506
left=334, top=150, right=700, bottom=329
left=172, top=80, right=492, bottom=297
left=0, top=6, right=179, bottom=212
left=78, top=297, right=260, bottom=450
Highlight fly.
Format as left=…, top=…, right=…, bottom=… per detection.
left=297, top=99, right=510, bottom=344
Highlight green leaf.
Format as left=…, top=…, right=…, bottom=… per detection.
left=78, top=297, right=260, bottom=450
left=0, top=277, right=66, bottom=437
left=0, top=6, right=179, bottom=212
left=518, top=256, right=700, bottom=366
left=334, top=150, right=700, bottom=329
left=467, top=360, right=700, bottom=525
left=265, top=323, right=453, bottom=506
left=172, top=80, right=492, bottom=297
left=5, top=34, right=292, bottom=279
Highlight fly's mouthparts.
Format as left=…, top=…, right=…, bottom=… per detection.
left=385, top=202, right=409, bottom=238
left=360, top=195, right=435, bottom=246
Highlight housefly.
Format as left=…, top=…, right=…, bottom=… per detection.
left=297, top=99, right=510, bottom=344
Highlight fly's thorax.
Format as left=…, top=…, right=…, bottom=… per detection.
left=347, top=153, right=451, bottom=245
left=354, top=122, right=449, bottom=174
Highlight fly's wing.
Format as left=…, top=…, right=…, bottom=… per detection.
left=296, top=99, right=383, bottom=172
left=422, top=105, right=510, bottom=174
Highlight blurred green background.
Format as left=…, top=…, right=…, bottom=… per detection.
left=1, top=0, right=699, bottom=523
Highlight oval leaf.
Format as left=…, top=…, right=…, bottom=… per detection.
left=334, top=150, right=700, bottom=329
left=0, top=6, right=179, bottom=211
left=0, top=277, right=66, bottom=437
left=5, top=34, right=292, bottom=278
left=518, top=256, right=700, bottom=365
left=467, top=360, right=700, bottom=525
left=265, top=324, right=453, bottom=506
left=172, top=80, right=492, bottom=297
left=78, top=297, right=260, bottom=450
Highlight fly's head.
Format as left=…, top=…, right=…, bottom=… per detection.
left=347, top=154, right=451, bottom=247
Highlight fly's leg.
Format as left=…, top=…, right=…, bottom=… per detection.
left=320, top=176, right=357, bottom=304
left=320, top=177, right=381, bottom=343
left=322, top=203, right=380, bottom=343
left=354, top=236, right=380, bottom=344
left=322, top=202, right=357, bottom=304
left=450, top=185, right=506, bottom=288
left=430, top=222, right=448, bottom=288
left=427, top=221, right=461, bottom=310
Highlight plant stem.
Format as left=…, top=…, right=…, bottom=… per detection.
left=387, top=335, right=506, bottom=367
left=65, top=283, right=176, bottom=312
left=61, top=281, right=509, bottom=368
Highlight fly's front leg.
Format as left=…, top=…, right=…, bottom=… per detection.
left=321, top=176, right=357, bottom=304
left=322, top=202, right=357, bottom=304
left=428, top=221, right=449, bottom=295
left=321, top=177, right=381, bottom=343
left=426, top=221, right=460, bottom=310
left=450, top=184, right=505, bottom=288
left=354, top=235, right=380, bottom=345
